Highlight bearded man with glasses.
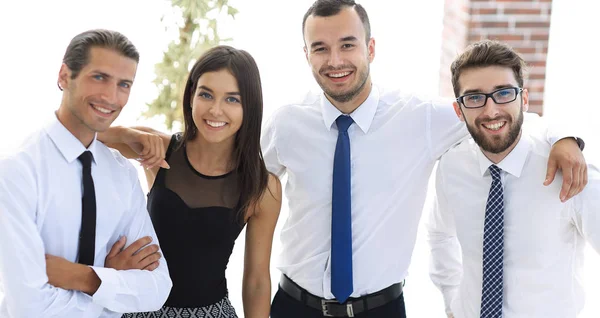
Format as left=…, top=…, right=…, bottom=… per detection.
left=427, top=40, right=599, bottom=318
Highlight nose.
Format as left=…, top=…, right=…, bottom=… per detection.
left=481, top=96, right=501, bottom=118
left=209, top=99, right=224, bottom=117
left=101, top=83, right=119, bottom=105
left=327, top=49, right=343, bottom=67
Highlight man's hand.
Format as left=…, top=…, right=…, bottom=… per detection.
left=447, top=314, right=454, bottom=318
left=105, top=236, right=161, bottom=271
left=45, top=254, right=100, bottom=295
left=124, top=129, right=169, bottom=170
left=545, top=137, right=588, bottom=202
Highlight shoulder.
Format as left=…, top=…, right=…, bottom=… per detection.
left=0, top=129, right=48, bottom=173
left=439, top=138, right=478, bottom=167
left=267, top=90, right=322, bottom=122
left=377, top=85, right=453, bottom=114
left=0, top=129, right=48, bottom=192
left=96, top=142, right=139, bottom=182
left=266, top=173, right=282, bottom=199
left=254, top=173, right=282, bottom=218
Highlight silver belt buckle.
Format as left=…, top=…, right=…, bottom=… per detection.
left=321, top=299, right=355, bottom=317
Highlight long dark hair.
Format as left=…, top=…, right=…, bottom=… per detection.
left=181, top=45, right=269, bottom=224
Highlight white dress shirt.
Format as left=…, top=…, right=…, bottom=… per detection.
left=428, top=132, right=600, bottom=318
left=0, top=115, right=172, bottom=318
left=263, top=83, right=562, bottom=299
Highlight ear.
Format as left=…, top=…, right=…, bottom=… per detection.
left=58, top=64, right=71, bottom=91
left=521, top=88, right=529, bottom=112
left=367, top=38, right=375, bottom=63
left=453, top=100, right=465, bottom=122
left=303, top=46, right=309, bottom=62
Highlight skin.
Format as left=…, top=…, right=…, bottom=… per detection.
left=303, top=6, right=375, bottom=114
left=303, top=6, right=585, bottom=202
left=453, top=65, right=588, bottom=201
left=46, top=47, right=161, bottom=295
left=98, top=69, right=282, bottom=318
left=453, top=66, right=529, bottom=164
left=57, top=47, right=136, bottom=147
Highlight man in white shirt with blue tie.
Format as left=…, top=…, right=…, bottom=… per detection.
left=0, top=29, right=172, bottom=317
left=263, top=1, right=589, bottom=317
left=428, top=40, right=600, bottom=318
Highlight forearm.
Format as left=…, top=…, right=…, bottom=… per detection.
left=97, top=126, right=139, bottom=159
left=242, top=275, right=272, bottom=318
left=0, top=166, right=104, bottom=316
left=89, top=265, right=172, bottom=313
left=70, top=264, right=102, bottom=296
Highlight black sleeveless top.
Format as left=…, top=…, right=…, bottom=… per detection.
left=147, top=133, right=244, bottom=307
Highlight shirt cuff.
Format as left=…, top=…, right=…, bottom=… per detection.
left=550, top=136, right=585, bottom=151
left=90, top=266, right=118, bottom=308
left=442, top=286, right=459, bottom=314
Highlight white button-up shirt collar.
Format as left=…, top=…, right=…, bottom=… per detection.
left=45, top=114, right=99, bottom=165
left=476, top=134, right=530, bottom=178
left=0, top=114, right=172, bottom=317
left=320, top=85, right=379, bottom=133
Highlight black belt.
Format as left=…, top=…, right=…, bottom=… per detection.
left=279, top=275, right=403, bottom=317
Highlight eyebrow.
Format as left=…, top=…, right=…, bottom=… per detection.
left=92, top=70, right=133, bottom=85
left=462, top=84, right=514, bottom=95
left=310, top=36, right=359, bottom=49
left=197, top=85, right=240, bottom=95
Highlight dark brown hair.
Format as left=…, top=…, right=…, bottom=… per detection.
left=181, top=45, right=269, bottom=224
left=302, top=0, right=371, bottom=44
left=62, top=29, right=139, bottom=79
left=451, top=40, right=527, bottom=97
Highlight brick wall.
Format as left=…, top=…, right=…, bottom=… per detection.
left=439, top=0, right=553, bottom=115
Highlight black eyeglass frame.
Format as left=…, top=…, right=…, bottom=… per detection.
left=456, top=87, right=524, bottom=109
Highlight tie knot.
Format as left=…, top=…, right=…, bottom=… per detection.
left=336, top=115, right=354, bottom=133
left=489, top=164, right=502, bottom=181
left=78, top=151, right=93, bottom=169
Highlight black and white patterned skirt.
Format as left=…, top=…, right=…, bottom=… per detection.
left=122, top=296, right=238, bottom=318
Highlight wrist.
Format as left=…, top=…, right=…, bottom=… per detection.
left=74, top=265, right=101, bottom=295
left=121, top=126, right=139, bottom=144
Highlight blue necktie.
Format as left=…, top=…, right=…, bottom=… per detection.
left=331, top=115, right=354, bottom=303
left=480, top=165, right=504, bottom=318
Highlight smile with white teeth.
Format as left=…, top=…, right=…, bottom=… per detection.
left=206, top=120, right=227, bottom=128
left=91, top=103, right=112, bottom=114
left=327, top=71, right=351, bottom=78
left=483, top=122, right=506, bottom=131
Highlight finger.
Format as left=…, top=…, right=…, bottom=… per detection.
left=158, top=138, right=169, bottom=169
left=544, top=158, right=558, bottom=186
left=133, top=244, right=159, bottom=262
left=560, top=166, right=573, bottom=202
left=138, top=251, right=162, bottom=269
left=160, top=159, right=170, bottom=169
left=140, top=157, right=163, bottom=170
left=107, top=236, right=127, bottom=258
left=143, top=261, right=160, bottom=271
left=138, top=139, right=150, bottom=157
left=566, top=163, right=581, bottom=201
left=122, top=236, right=153, bottom=256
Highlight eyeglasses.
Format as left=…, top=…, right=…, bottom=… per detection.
left=457, top=87, right=523, bottom=109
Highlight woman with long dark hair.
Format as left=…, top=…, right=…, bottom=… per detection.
left=99, top=45, right=281, bottom=318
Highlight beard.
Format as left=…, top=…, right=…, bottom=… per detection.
left=466, top=107, right=524, bottom=154
left=314, top=64, right=370, bottom=103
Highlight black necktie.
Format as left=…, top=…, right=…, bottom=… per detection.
left=77, top=151, right=96, bottom=265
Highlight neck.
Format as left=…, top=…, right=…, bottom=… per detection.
left=481, top=130, right=522, bottom=164
left=56, top=104, right=95, bottom=148
left=327, top=79, right=373, bottom=114
left=186, top=135, right=235, bottom=176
